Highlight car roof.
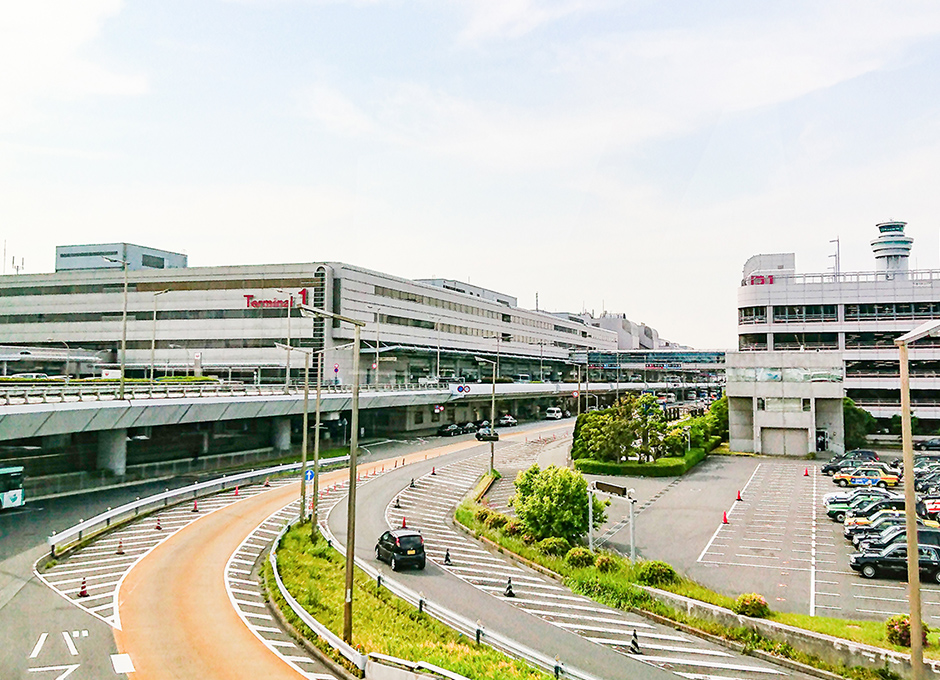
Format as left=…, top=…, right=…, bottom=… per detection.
left=390, top=528, right=422, bottom=537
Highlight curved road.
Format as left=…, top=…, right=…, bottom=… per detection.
left=112, top=438, right=502, bottom=679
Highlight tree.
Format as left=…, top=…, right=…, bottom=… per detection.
left=512, top=464, right=607, bottom=542
left=569, top=394, right=674, bottom=463
left=844, top=398, right=877, bottom=449
left=708, top=396, right=729, bottom=440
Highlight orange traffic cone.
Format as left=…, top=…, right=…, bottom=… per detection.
left=264, top=477, right=271, bottom=487
left=155, top=517, right=162, bottom=531
left=234, top=486, right=239, bottom=497
left=402, top=516, right=407, bottom=528
left=116, top=540, right=125, bottom=555
left=78, top=577, right=89, bottom=598
left=192, top=499, right=198, bottom=512
left=804, top=468, right=809, bottom=477
left=722, top=512, right=729, bottom=524
left=736, top=490, right=743, bottom=502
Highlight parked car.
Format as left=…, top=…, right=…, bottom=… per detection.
left=458, top=421, right=478, bottom=434
left=844, top=509, right=906, bottom=538
left=496, top=414, right=517, bottom=427
left=858, top=527, right=940, bottom=554
left=545, top=407, right=563, bottom=420
left=824, top=486, right=896, bottom=508
left=832, top=467, right=900, bottom=488
left=436, top=424, right=462, bottom=437
left=916, top=438, right=940, bottom=451
left=846, top=497, right=921, bottom=522
left=475, top=427, right=499, bottom=442
left=852, top=517, right=940, bottom=547
left=822, top=452, right=880, bottom=475
left=375, top=528, right=426, bottom=571
left=827, top=490, right=901, bottom=522
left=850, top=544, right=940, bottom=582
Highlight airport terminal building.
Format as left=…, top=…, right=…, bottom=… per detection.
left=732, top=220, right=940, bottom=454
left=0, top=244, right=623, bottom=385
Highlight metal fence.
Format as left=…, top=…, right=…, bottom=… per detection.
left=46, top=456, right=349, bottom=557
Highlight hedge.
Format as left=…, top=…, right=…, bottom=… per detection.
left=574, top=447, right=707, bottom=477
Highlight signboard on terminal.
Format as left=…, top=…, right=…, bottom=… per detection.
left=243, top=288, right=308, bottom=309
left=646, top=363, right=682, bottom=370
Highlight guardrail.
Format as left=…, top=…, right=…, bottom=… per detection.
left=301, top=521, right=602, bottom=680
left=1, top=381, right=448, bottom=406
left=46, top=456, right=349, bottom=557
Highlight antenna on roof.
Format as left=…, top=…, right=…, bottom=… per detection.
left=535, top=292, right=539, bottom=311
left=829, top=237, right=841, bottom=275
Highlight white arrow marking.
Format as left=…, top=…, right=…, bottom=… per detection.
left=61, top=631, right=78, bottom=656
left=28, top=633, right=48, bottom=659
left=27, top=664, right=80, bottom=679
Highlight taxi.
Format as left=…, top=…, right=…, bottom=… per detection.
left=832, top=466, right=900, bottom=488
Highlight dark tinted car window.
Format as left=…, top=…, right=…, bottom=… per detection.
left=398, top=535, right=424, bottom=550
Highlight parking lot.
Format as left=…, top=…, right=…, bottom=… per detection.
left=602, top=455, right=940, bottom=623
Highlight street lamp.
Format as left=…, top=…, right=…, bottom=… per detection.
left=102, top=254, right=129, bottom=399
left=627, top=488, right=637, bottom=562
left=277, top=289, right=295, bottom=394
left=299, top=304, right=365, bottom=645
left=895, top=319, right=940, bottom=680
left=277, top=342, right=311, bottom=524
left=150, top=289, right=170, bottom=381
left=474, top=355, right=498, bottom=474
left=46, top=338, right=70, bottom=377
left=366, top=305, right=382, bottom=385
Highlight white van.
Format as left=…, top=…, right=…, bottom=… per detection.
left=545, top=407, right=563, bottom=420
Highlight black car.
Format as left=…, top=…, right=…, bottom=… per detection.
left=459, top=421, right=478, bottom=434
left=475, top=427, right=499, bottom=442
left=916, top=438, right=940, bottom=451
left=436, top=424, right=462, bottom=437
left=853, top=517, right=939, bottom=547
left=375, top=528, right=426, bottom=571
left=822, top=457, right=885, bottom=476
left=850, top=544, right=940, bottom=582
left=858, top=527, right=940, bottom=554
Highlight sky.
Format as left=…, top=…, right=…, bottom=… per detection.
left=3, top=1, right=940, bottom=349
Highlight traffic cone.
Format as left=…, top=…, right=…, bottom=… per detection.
left=722, top=511, right=729, bottom=524
left=264, top=477, right=271, bottom=487
left=116, top=540, right=125, bottom=555
left=155, top=517, right=162, bottom=531
left=804, top=468, right=809, bottom=477
left=432, top=466, right=436, bottom=476
left=504, top=577, right=515, bottom=598
left=736, top=490, right=743, bottom=502
left=394, top=497, right=401, bottom=508
left=394, top=460, right=398, bottom=468
left=628, top=630, right=641, bottom=655
left=444, top=548, right=452, bottom=565
left=402, top=516, right=407, bottom=528
left=192, top=499, right=198, bottom=512
left=78, top=578, right=89, bottom=598
left=234, top=486, right=239, bottom=497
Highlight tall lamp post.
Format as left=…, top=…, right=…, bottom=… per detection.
left=895, top=320, right=940, bottom=680
left=277, top=342, right=311, bottom=524
left=277, top=289, right=295, bottom=394
left=169, top=344, right=191, bottom=376
left=150, top=289, right=169, bottom=381
left=474, top=356, right=498, bottom=473
left=299, top=304, right=365, bottom=645
left=102, top=253, right=129, bottom=399
left=366, top=305, right=382, bottom=385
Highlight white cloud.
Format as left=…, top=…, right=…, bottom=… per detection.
left=0, top=1, right=147, bottom=129
left=295, top=84, right=377, bottom=137
left=457, top=0, right=606, bottom=43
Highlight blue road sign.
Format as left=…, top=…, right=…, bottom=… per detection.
left=305, top=469, right=315, bottom=482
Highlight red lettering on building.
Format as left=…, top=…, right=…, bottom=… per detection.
left=748, top=275, right=774, bottom=285
left=244, top=291, right=307, bottom=309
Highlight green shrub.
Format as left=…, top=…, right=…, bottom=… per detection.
left=885, top=614, right=928, bottom=647
left=634, top=560, right=679, bottom=586
left=485, top=513, right=509, bottom=530
left=733, top=593, right=770, bottom=618
left=521, top=533, right=536, bottom=545
left=595, top=554, right=617, bottom=573
left=574, top=448, right=706, bottom=477
left=537, top=537, right=570, bottom=556
left=475, top=507, right=493, bottom=523
left=504, top=520, right=523, bottom=536
left=565, top=547, right=595, bottom=568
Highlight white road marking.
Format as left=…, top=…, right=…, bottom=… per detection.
left=28, top=633, right=48, bottom=659
left=635, top=656, right=785, bottom=673
left=697, top=462, right=761, bottom=562
left=111, top=653, right=136, bottom=673
left=61, top=631, right=78, bottom=656
left=27, top=664, right=80, bottom=679
left=810, top=469, right=817, bottom=616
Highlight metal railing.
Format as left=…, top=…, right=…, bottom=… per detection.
left=300, top=521, right=602, bottom=680
left=46, top=456, right=349, bottom=557
left=2, top=381, right=447, bottom=406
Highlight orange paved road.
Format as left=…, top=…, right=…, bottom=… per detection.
left=114, top=425, right=566, bottom=679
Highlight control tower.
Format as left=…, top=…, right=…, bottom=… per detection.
left=870, top=221, right=913, bottom=274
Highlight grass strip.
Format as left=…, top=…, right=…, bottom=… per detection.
left=457, top=501, right=916, bottom=680
left=265, top=523, right=550, bottom=680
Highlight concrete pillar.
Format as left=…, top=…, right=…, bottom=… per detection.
left=271, top=417, right=291, bottom=452
left=97, top=429, right=127, bottom=476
